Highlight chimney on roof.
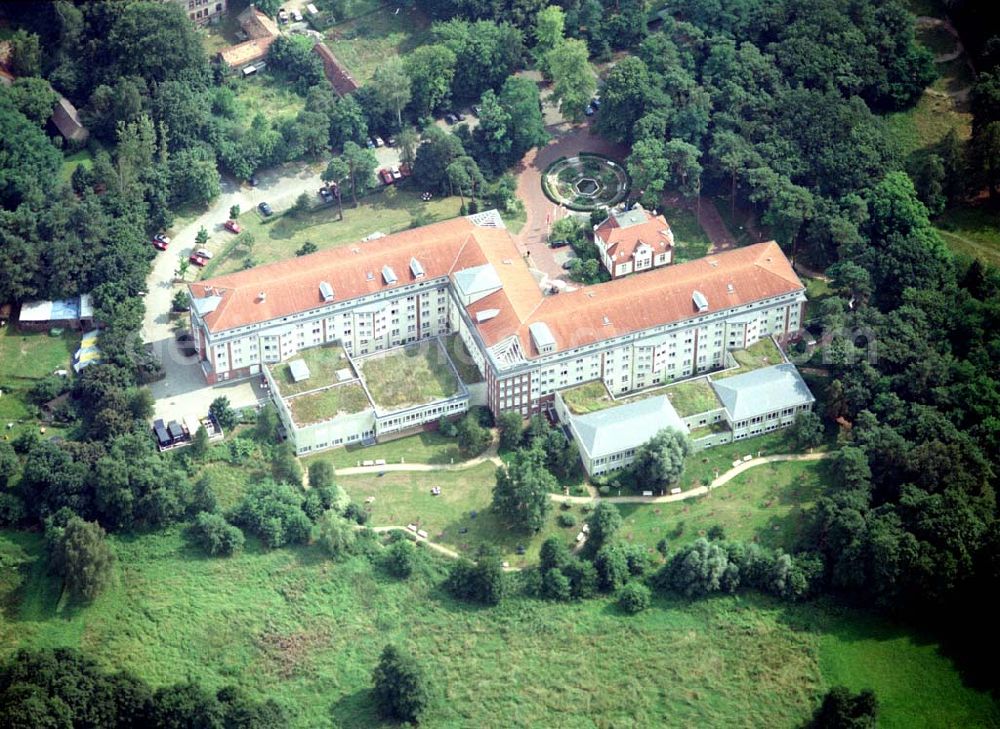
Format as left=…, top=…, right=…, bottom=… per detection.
left=257, top=291, right=266, bottom=302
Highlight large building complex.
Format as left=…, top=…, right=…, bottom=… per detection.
left=188, top=212, right=810, bottom=456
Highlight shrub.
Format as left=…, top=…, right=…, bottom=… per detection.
left=557, top=513, right=577, bottom=528
left=191, top=512, right=244, bottom=556
left=344, top=502, right=369, bottom=525
left=618, top=582, right=652, bottom=613
left=307, top=460, right=335, bottom=490
left=231, top=481, right=312, bottom=549
left=372, top=644, right=430, bottom=724
left=317, top=511, right=356, bottom=559
left=598, top=484, right=611, bottom=496
left=46, top=515, right=115, bottom=602
left=0, top=492, right=26, bottom=527
left=384, top=538, right=416, bottom=578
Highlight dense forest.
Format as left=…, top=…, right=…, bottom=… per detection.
left=1, top=0, right=1000, bottom=719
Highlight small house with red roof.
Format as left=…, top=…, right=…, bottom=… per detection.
left=594, top=204, right=674, bottom=279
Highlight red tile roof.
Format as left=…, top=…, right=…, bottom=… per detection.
left=192, top=218, right=802, bottom=365
left=595, top=208, right=673, bottom=263
left=191, top=218, right=535, bottom=334
left=509, top=241, right=803, bottom=356
left=313, top=42, right=359, bottom=97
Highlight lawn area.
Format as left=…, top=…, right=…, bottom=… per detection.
left=663, top=377, right=719, bottom=417
left=339, top=462, right=571, bottom=567
left=287, top=383, right=371, bottom=426
left=663, top=203, right=712, bottom=262
left=306, top=429, right=465, bottom=468
left=934, top=204, right=1000, bottom=268
left=678, top=429, right=802, bottom=491
left=358, top=341, right=460, bottom=411
left=325, top=5, right=432, bottom=85
left=231, top=72, right=306, bottom=123
left=59, top=149, right=94, bottom=184
left=713, top=336, right=785, bottom=379
left=268, top=343, right=354, bottom=397
left=200, top=189, right=463, bottom=278
left=441, top=334, right=483, bottom=384
left=2, top=527, right=996, bottom=728
left=0, top=328, right=79, bottom=438
left=560, top=380, right=612, bottom=415
left=803, top=276, right=833, bottom=313
left=615, top=459, right=829, bottom=552
left=196, top=460, right=271, bottom=512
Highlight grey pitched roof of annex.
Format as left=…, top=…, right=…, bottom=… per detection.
left=571, top=395, right=687, bottom=459
left=710, top=364, right=814, bottom=422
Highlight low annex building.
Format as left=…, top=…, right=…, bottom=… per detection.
left=594, top=204, right=674, bottom=279
left=189, top=212, right=809, bottom=455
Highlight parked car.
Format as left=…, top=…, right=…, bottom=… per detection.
left=365, top=138, right=375, bottom=149
left=290, top=9, right=303, bottom=21
left=584, top=104, right=595, bottom=117
left=224, top=219, right=241, bottom=234
left=455, top=111, right=466, bottom=121
left=444, top=113, right=458, bottom=125
left=319, top=186, right=334, bottom=202
left=189, top=253, right=207, bottom=267
left=591, top=96, right=601, bottom=108
left=386, top=136, right=397, bottom=147
left=379, top=168, right=394, bottom=185
left=549, top=238, right=569, bottom=248
left=471, top=105, right=482, bottom=117
left=258, top=202, right=273, bottom=216
left=390, top=166, right=402, bottom=181
left=399, top=162, right=412, bottom=177
left=152, top=233, right=170, bottom=251
left=373, top=135, right=385, bottom=147
left=248, top=175, right=258, bottom=187
left=194, top=248, right=214, bottom=260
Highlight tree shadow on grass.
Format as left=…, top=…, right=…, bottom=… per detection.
left=329, top=687, right=392, bottom=728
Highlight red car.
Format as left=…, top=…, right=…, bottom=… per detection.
left=189, top=253, right=207, bottom=267
left=379, top=168, right=394, bottom=186
left=224, top=219, right=241, bottom=234
left=152, top=233, right=170, bottom=251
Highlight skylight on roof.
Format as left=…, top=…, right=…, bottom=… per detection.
left=319, top=281, right=335, bottom=302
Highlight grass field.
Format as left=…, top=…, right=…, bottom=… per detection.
left=663, top=203, right=712, bottom=262
left=0, top=328, right=79, bottom=439
left=325, top=5, right=432, bottom=85
left=2, top=527, right=995, bottom=728
left=288, top=382, right=371, bottom=426
left=338, top=462, right=573, bottom=567
left=616, top=459, right=828, bottom=551
left=307, top=429, right=464, bottom=469
left=59, top=149, right=94, bottom=184
left=358, top=342, right=460, bottom=411
left=201, top=189, right=463, bottom=278
left=232, top=73, right=306, bottom=123
left=934, top=205, right=1000, bottom=268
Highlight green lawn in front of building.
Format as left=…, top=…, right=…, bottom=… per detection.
left=200, top=189, right=463, bottom=279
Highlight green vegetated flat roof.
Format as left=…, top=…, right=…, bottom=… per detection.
left=287, top=382, right=370, bottom=426
left=442, top=333, right=483, bottom=384
left=688, top=420, right=730, bottom=439
left=561, top=380, right=613, bottom=415
left=713, top=337, right=785, bottom=380
left=663, top=378, right=720, bottom=417
left=268, top=343, right=354, bottom=397
left=360, top=342, right=460, bottom=411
